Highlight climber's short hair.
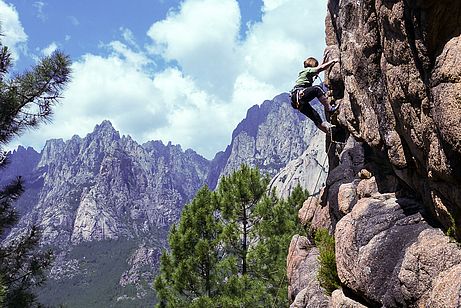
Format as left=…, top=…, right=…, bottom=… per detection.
left=304, top=57, right=319, bottom=68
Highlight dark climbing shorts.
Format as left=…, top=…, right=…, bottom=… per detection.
left=293, top=85, right=325, bottom=127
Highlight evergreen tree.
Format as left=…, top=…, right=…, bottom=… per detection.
left=217, top=165, right=268, bottom=276
left=154, top=165, right=308, bottom=307
left=0, top=33, right=71, bottom=307
left=250, top=185, right=308, bottom=305
left=217, top=167, right=308, bottom=306
left=154, top=186, right=221, bottom=307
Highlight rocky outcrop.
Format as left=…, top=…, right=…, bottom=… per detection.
left=291, top=136, right=461, bottom=307
left=326, top=0, right=461, bottom=236
left=287, top=235, right=329, bottom=308
left=119, top=243, right=160, bottom=297
left=335, top=193, right=461, bottom=307
left=319, top=0, right=461, bottom=305
left=289, top=1, right=461, bottom=305
left=298, top=195, right=331, bottom=232
left=329, top=290, right=367, bottom=308
left=269, top=132, right=327, bottom=198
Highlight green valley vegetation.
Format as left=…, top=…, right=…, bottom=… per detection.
left=38, top=239, right=159, bottom=308
left=154, top=165, right=308, bottom=307
left=0, top=32, right=71, bottom=306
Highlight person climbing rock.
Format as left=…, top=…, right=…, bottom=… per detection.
left=290, top=57, right=339, bottom=133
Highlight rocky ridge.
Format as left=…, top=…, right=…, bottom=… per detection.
left=288, top=0, right=461, bottom=307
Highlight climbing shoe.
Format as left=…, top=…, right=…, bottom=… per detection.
left=322, top=121, right=336, bottom=130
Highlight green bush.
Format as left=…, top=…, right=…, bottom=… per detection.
left=314, top=228, right=340, bottom=294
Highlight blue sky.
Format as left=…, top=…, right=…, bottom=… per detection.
left=2, top=0, right=327, bottom=159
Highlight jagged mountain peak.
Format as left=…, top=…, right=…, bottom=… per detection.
left=232, top=93, right=290, bottom=140
left=11, top=145, right=38, bottom=156
left=142, top=140, right=181, bottom=152
left=90, top=120, right=120, bottom=141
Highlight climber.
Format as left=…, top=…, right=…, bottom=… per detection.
left=290, top=57, right=339, bottom=133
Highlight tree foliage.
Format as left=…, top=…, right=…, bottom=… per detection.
left=0, top=33, right=71, bottom=307
left=314, top=228, right=340, bottom=295
left=154, top=187, right=221, bottom=307
left=154, top=165, right=308, bottom=307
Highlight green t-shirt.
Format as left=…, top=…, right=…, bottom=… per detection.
left=294, top=67, right=317, bottom=87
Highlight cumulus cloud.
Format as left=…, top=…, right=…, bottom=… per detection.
left=147, top=0, right=241, bottom=98
left=18, top=50, right=165, bottom=149
left=41, top=41, right=57, bottom=56
left=0, top=0, right=28, bottom=60
left=241, top=0, right=327, bottom=90
left=15, top=0, right=328, bottom=159
left=106, top=41, right=152, bottom=69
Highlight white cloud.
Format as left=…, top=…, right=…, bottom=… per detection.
left=17, top=51, right=166, bottom=150
left=242, top=0, right=327, bottom=90
left=262, top=0, right=291, bottom=12
left=120, top=27, right=138, bottom=48
left=42, top=41, right=57, bottom=56
left=14, top=0, right=329, bottom=159
left=0, top=0, right=28, bottom=60
left=107, top=40, right=152, bottom=69
left=33, top=1, right=47, bottom=21
left=147, top=0, right=241, bottom=98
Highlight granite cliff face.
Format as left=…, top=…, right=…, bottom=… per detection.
left=288, top=0, right=461, bottom=307
left=325, top=0, right=461, bottom=232
left=7, top=120, right=209, bottom=247
left=208, top=93, right=325, bottom=190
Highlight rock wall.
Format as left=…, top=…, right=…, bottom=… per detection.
left=288, top=0, right=461, bottom=306
left=326, top=0, right=461, bottom=235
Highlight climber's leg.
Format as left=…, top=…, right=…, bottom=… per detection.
left=302, top=85, right=338, bottom=113
left=298, top=101, right=328, bottom=133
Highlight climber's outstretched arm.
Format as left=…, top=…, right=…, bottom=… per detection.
left=314, top=58, right=339, bottom=73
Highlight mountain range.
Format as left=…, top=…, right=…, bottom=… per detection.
left=0, top=92, right=328, bottom=307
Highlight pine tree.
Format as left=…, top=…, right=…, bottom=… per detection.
left=216, top=166, right=308, bottom=306
left=250, top=185, right=308, bottom=305
left=154, top=165, right=308, bottom=307
left=154, top=186, right=222, bottom=307
left=0, top=33, right=71, bottom=307
left=217, top=165, right=268, bottom=276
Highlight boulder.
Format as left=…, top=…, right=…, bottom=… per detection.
left=328, top=289, right=367, bottom=308
left=335, top=195, right=461, bottom=307
left=298, top=194, right=332, bottom=232
left=287, top=235, right=330, bottom=307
